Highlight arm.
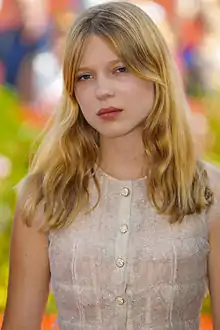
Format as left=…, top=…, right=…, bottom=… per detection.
left=2, top=203, right=50, bottom=330
left=205, top=163, right=220, bottom=329
left=208, top=216, right=220, bottom=330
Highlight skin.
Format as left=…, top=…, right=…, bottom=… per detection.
left=75, top=35, right=154, bottom=140
left=2, top=203, right=50, bottom=330
left=75, top=35, right=155, bottom=179
left=208, top=198, right=220, bottom=329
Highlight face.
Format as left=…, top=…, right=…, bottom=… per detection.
left=74, top=35, right=154, bottom=139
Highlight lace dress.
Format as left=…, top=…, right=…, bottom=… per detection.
left=48, top=163, right=220, bottom=330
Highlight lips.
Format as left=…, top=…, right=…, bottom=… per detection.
left=97, top=107, right=123, bottom=116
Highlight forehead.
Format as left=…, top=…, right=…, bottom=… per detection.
left=78, top=35, right=120, bottom=68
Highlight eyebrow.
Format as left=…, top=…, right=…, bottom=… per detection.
left=77, top=59, right=123, bottom=73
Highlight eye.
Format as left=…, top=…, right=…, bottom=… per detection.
left=77, top=73, right=93, bottom=81
left=114, top=66, right=128, bottom=73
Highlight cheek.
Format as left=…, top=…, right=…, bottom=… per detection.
left=75, top=91, right=96, bottom=125
left=75, top=87, right=92, bottom=112
left=145, top=82, right=155, bottom=106
left=141, top=80, right=154, bottom=98
left=129, top=80, right=155, bottom=107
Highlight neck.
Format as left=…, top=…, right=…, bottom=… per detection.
left=99, top=130, right=147, bottom=180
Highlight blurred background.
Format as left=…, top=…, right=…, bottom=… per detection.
left=0, top=0, right=220, bottom=329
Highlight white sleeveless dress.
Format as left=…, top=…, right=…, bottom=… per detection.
left=48, top=163, right=220, bottom=330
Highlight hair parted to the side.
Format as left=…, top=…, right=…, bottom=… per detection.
left=18, top=1, right=213, bottom=231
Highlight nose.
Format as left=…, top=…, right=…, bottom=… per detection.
left=95, top=75, right=115, bottom=100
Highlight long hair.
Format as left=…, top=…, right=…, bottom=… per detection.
left=19, top=1, right=213, bottom=231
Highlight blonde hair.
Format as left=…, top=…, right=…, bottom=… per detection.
left=19, top=1, right=213, bottom=231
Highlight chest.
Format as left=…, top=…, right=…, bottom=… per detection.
left=49, top=195, right=209, bottom=288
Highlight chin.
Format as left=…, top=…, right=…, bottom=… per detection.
left=98, top=128, right=135, bottom=139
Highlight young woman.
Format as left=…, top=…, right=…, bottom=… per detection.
left=2, top=2, right=220, bottom=329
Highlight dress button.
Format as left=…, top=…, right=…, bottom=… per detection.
left=121, top=187, right=130, bottom=197
left=120, top=224, right=128, bottom=234
left=115, top=296, right=125, bottom=305
left=116, top=258, right=125, bottom=268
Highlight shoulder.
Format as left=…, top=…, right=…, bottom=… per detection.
left=202, top=161, right=220, bottom=223
left=203, top=161, right=220, bottom=190
left=14, top=173, right=46, bottom=231
left=203, top=162, right=220, bottom=185
left=14, top=177, right=28, bottom=195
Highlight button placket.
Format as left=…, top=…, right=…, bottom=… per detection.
left=113, top=182, right=132, bottom=310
